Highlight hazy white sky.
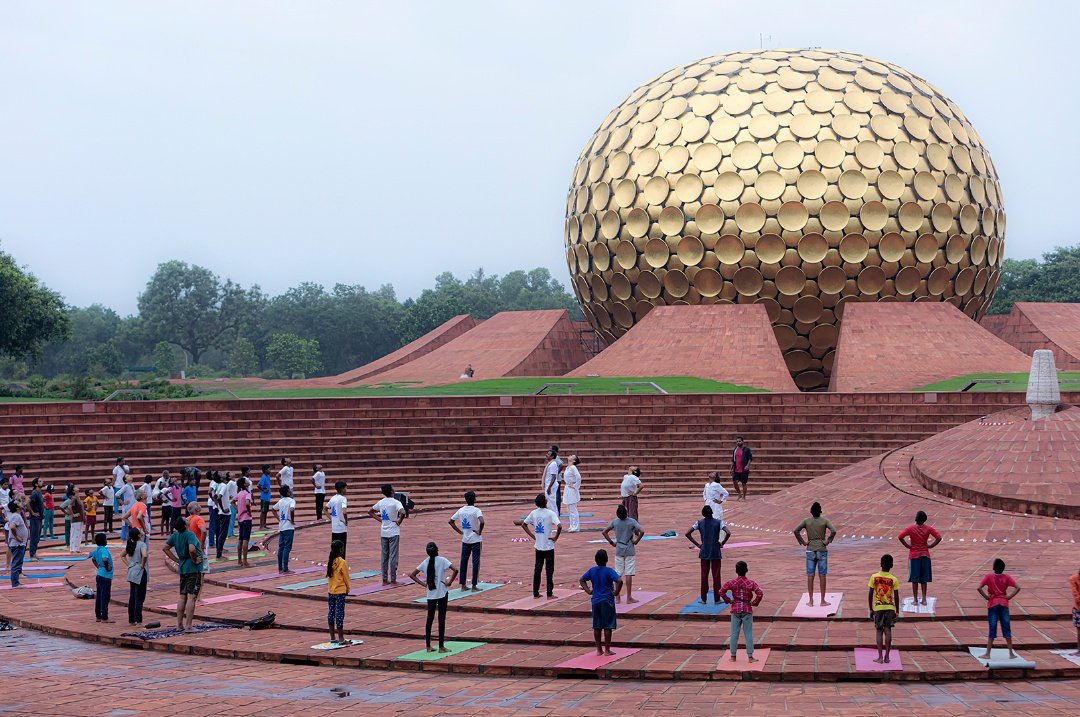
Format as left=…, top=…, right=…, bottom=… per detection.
left=0, top=1, right=1074, bottom=314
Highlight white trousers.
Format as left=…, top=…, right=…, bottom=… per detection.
left=566, top=502, right=580, bottom=531
left=69, top=522, right=85, bottom=552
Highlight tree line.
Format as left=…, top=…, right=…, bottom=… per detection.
left=0, top=247, right=579, bottom=382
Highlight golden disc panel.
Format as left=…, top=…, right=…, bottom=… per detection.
left=664, top=269, right=690, bottom=297
left=878, top=170, right=905, bottom=200
left=755, top=171, right=786, bottom=200
left=675, top=174, right=705, bottom=203
left=733, top=266, right=764, bottom=295
left=610, top=272, right=632, bottom=300
left=735, top=203, right=767, bottom=232
left=839, top=233, right=869, bottom=263
left=898, top=202, right=924, bottom=232
left=820, top=201, right=851, bottom=232
left=914, top=234, right=939, bottom=263
left=637, top=270, right=662, bottom=299
left=792, top=295, right=824, bottom=323
left=614, top=178, right=638, bottom=208
left=716, top=234, right=745, bottom=264
left=774, top=324, right=798, bottom=351
left=931, top=203, right=954, bottom=233
left=693, top=267, right=723, bottom=297
left=798, top=233, right=829, bottom=263
left=775, top=265, right=807, bottom=295
left=815, top=139, right=845, bottom=168
left=658, top=206, right=685, bottom=236
left=927, top=266, right=951, bottom=295
left=692, top=143, right=722, bottom=172
left=894, top=265, right=921, bottom=295
left=644, top=238, right=670, bottom=268
left=611, top=302, right=634, bottom=328
left=971, top=234, right=988, bottom=264
left=955, top=266, right=976, bottom=295
left=974, top=267, right=990, bottom=294
left=878, top=233, right=906, bottom=262
left=589, top=274, right=608, bottom=301
left=615, top=240, right=637, bottom=270
left=591, top=242, right=611, bottom=271
left=785, top=350, right=813, bottom=372
left=715, top=172, right=744, bottom=201
left=756, top=297, right=782, bottom=322
left=677, top=235, right=705, bottom=266
left=945, top=234, right=967, bottom=264
left=839, top=170, right=869, bottom=200
left=778, top=201, right=810, bottom=231
left=857, top=265, right=887, bottom=294
left=859, top=201, right=888, bottom=231
left=817, top=265, right=847, bottom=294
left=774, top=140, right=805, bottom=169
left=575, top=244, right=589, bottom=271
left=643, top=176, right=670, bottom=205
left=855, top=140, right=885, bottom=168
left=797, top=170, right=828, bottom=199
left=809, top=323, right=838, bottom=348
left=756, top=233, right=786, bottom=264
left=695, top=203, right=724, bottom=234
left=626, top=207, right=650, bottom=237
left=731, top=141, right=763, bottom=170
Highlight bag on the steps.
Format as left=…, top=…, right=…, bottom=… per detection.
left=244, top=611, right=276, bottom=630
left=72, top=585, right=94, bottom=599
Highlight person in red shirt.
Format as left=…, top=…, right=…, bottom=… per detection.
left=1069, top=567, right=1080, bottom=656
left=729, top=437, right=753, bottom=501
left=185, top=502, right=207, bottom=548
left=897, top=511, right=942, bottom=606
left=977, top=558, right=1020, bottom=659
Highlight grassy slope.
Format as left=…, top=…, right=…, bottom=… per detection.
left=912, top=372, right=1080, bottom=392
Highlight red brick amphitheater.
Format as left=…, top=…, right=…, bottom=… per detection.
left=4, top=303, right=1080, bottom=717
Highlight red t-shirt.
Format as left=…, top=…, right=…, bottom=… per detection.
left=979, top=572, right=1017, bottom=608
left=898, top=524, right=941, bottom=560
left=734, top=447, right=745, bottom=473
left=187, top=515, right=206, bottom=545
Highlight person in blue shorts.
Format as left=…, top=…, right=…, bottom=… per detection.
left=580, top=549, right=623, bottom=656
left=793, top=502, right=837, bottom=607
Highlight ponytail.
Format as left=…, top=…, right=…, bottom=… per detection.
left=125, top=528, right=140, bottom=557
left=425, top=542, right=439, bottom=590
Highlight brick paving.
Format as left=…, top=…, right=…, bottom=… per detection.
left=985, top=302, right=1080, bottom=372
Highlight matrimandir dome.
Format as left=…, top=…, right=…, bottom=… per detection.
left=564, top=48, right=1006, bottom=390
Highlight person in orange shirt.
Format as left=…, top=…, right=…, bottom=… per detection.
left=82, top=488, right=100, bottom=545
left=185, top=502, right=207, bottom=548
left=1070, top=567, right=1080, bottom=656
left=123, top=487, right=151, bottom=544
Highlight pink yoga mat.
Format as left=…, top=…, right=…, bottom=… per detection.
left=0, top=582, right=63, bottom=590
left=714, top=648, right=771, bottom=671
left=349, top=581, right=406, bottom=597
left=615, top=591, right=665, bottom=613
left=555, top=647, right=640, bottom=670
left=157, top=591, right=261, bottom=610
left=854, top=647, right=903, bottom=671
left=724, top=541, right=771, bottom=549
left=24, top=565, right=70, bottom=571
left=791, top=592, right=842, bottom=618
left=497, top=588, right=577, bottom=610
left=231, top=567, right=321, bottom=584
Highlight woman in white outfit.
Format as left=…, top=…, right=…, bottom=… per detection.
left=703, top=471, right=729, bottom=523
left=562, top=456, right=582, bottom=531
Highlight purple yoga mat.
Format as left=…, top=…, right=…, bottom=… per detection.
left=230, top=566, right=321, bottom=584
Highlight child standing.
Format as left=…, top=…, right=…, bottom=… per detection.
left=181, top=478, right=197, bottom=508
left=978, top=558, right=1020, bottom=659
left=1069, top=567, right=1080, bottom=656
left=43, top=485, right=55, bottom=539
left=122, top=527, right=149, bottom=626
left=897, top=510, right=942, bottom=605
left=602, top=504, right=644, bottom=603
left=235, top=478, right=253, bottom=567
left=579, top=549, right=623, bottom=656
left=449, top=491, right=484, bottom=590
left=100, top=478, right=114, bottom=534
left=867, top=553, right=901, bottom=664
left=83, top=488, right=99, bottom=545
left=685, top=505, right=731, bottom=604
left=90, top=533, right=114, bottom=623
left=274, top=486, right=296, bottom=574
left=720, top=560, right=764, bottom=662
left=326, top=539, right=350, bottom=645
left=410, top=542, right=458, bottom=652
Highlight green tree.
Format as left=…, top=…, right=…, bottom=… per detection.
left=137, top=260, right=264, bottom=363
left=35, top=304, right=125, bottom=376
left=225, top=337, right=259, bottom=376
left=988, top=245, right=1080, bottom=314
left=0, top=244, right=70, bottom=358
left=265, top=333, right=322, bottom=378
left=153, top=341, right=177, bottom=376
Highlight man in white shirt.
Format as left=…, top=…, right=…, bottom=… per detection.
left=273, top=486, right=297, bottom=574
left=212, top=474, right=234, bottom=560
left=449, top=491, right=484, bottom=590
left=542, top=448, right=562, bottom=517
left=327, top=480, right=348, bottom=556
left=620, top=466, right=643, bottom=521
left=115, top=474, right=136, bottom=542
left=369, top=484, right=405, bottom=584
left=562, top=455, right=583, bottom=532
left=311, top=464, right=327, bottom=520
left=277, top=458, right=294, bottom=493
left=516, top=493, right=562, bottom=599
left=703, top=471, right=730, bottom=523
left=112, top=458, right=127, bottom=491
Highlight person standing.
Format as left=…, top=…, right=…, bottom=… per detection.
left=235, top=477, right=254, bottom=567
left=312, top=464, right=327, bottom=521
left=43, top=484, right=56, bottom=540
left=90, top=532, right=114, bottom=622
left=205, top=472, right=219, bottom=551
left=370, top=484, right=405, bottom=584
left=277, top=458, right=294, bottom=495
left=185, top=502, right=206, bottom=549
left=730, top=436, right=753, bottom=501
left=27, top=479, right=44, bottom=559
left=212, top=474, right=232, bottom=559
left=517, top=494, right=562, bottom=599
left=224, top=471, right=238, bottom=538
left=67, top=485, right=85, bottom=554
left=112, top=458, right=128, bottom=494
left=123, top=527, right=149, bottom=626
left=4, top=501, right=27, bottom=587
left=977, top=558, right=1021, bottom=659
left=619, top=466, right=643, bottom=521
left=327, top=481, right=349, bottom=556
left=162, top=516, right=204, bottom=633
left=166, top=476, right=183, bottom=537
left=793, top=501, right=837, bottom=607
left=686, top=505, right=731, bottom=604
left=258, top=465, right=272, bottom=531
left=720, top=560, right=764, bottom=663
left=1069, top=566, right=1080, bottom=656
left=542, top=448, right=561, bottom=517
left=868, top=553, right=901, bottom=664
left=181, top=478, right=197, bottom=508
left=9, top=465, right=24, bottom=496
left=602, top=504, right=644, bottom=603
left=898, top=511, right=942, bottom=606
left=449, top=491, right=484, bottom=590
left=580, top=549, right=623, bottom=656
left=562, top=456, right=583, bottom=532
left=703, top=471, right=730, bottom=523
left=409, top=541, right=458, bottom=652
left=153, top=471, right=171, bottom=535
left=82, top=487, right=99, bottom=545
left=122, top=488, right=150, bottom=546
left=326, top=539, right=351, bottom=645
left=115, top=474, right=136, bottom=543
left=274, top=486, right=297, bottom=574
left=100, top=478, right=115, bottom=534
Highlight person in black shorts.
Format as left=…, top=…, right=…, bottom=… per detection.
left=730, top=436, right=753, bottom=500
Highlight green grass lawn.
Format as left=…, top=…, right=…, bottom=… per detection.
left=187, top=375, right=768, bottom=399
left=912, top=372, right=1080, bottom=392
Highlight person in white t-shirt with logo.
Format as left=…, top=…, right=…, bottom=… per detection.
left=542, top=447, right=562, bottom=517
left=703, top=471, right=730, bottom=523
left=620, top=466, right=643, bottom=521
left=277, top=458, right=294, bottom=494
left=516, top=493, right=562, bottom=599
left=273, top=485, right=296, bottom=574
left=369, top=484, right=405, bottom=584
left=449, top=491, right=484, bottom=591
left=562, top=455, right=583, bottom=532
left=311, top=464, right=327, bottom=521
left=327, top=480, right=348, bottom=556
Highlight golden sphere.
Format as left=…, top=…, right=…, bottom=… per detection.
left=565, top=49, right=1005, bottom=390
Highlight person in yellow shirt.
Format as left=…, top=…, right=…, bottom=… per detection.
left=326, top=539, right=351, bottom=645
left=867, top=553, right=901, bottom=664
left=83, top=488, right=100, bottom=545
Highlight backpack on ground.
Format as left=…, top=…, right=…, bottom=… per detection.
left=244, top=611, right=276, bottom=630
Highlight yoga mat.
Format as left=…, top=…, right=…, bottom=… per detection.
left=157, top=591, right=261, bottom=610
left=901, top=597, right=937, bottom=615
left=967, top=647, right=1036, bottom=669
left=1051, top=649, right=1080, bottom=667
left=0, top=582, right=63, bottom=590
left=715, top=647, right=770, bottom=671
left=497, top=588, right=577, bottom=610
left=854, top=647, right=903, bottom=671
left=24, top=565, right=70, bottom=571
left=208, top=551, right=265, bottom=564
left=555, top=647, right=640, bottom=670
left=679, top=596, right=729, bottom=615
left=311, top=639, right=364, bottom=650
left=0, top=572, right=66, bottom=579
left=279, top=571, right=378, bottom=591
left=396, top=641, right=484, bottom=661
left=615, top=590, right=664, bottom=613
left=349, top=581, right=406, bottom=597
left=792, top=593, right=842, bottom=618
left=521, top=513, right=592, bottom=519
left=230, top=566, right=322, bottom=584
left=39, top=557, right=86, bottom=562
left=724, top=541, right=771, bottom=549
left=413, top=582, right=505, bottom=603
left=588, top=535, right=678, bottom=544
left=579, top=519, right=606, bottom=525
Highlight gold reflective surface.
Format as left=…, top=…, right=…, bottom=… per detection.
left=566, top=48, right=1005, bottom=390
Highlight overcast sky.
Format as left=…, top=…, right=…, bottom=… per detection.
left=0, top=2, right=1074, bottom=315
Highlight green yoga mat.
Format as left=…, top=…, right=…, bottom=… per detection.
left=412, top=582, right=505, bottom=603
left=208, top=551, right=266, bottom=564
left=280, top=570, right=378, bottom=591
left=396, top=641, right=485, bottom=661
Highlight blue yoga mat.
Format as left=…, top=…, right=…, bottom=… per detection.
left=279, top=570, right=378, bottom=591
left=0, top=572, right=66, bottom=579
left=679, top=596, right=730, bottom=615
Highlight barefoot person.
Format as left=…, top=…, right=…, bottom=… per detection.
left=163, top=516, right=204, bottom=633
left=703, top=471, right=729, bottom=523
left=410, top=542, right=458, bottom=653
left=562, top=456, right=582, bottom=532
left=730, top=436, right=753, bottom=501
left=720, top=560, right=764, bottom=662
left=602, top=504, right=643, bottom=603
left=542, top=448, right=562, bottom=517
left=686, top=505, right=730, bottom=604
left=516, top=494, right=561, bottom=599
left=978, top=558, right=1020, bottom=659
left=580, top=549, right=623, bottom=656
left=1071, top=566, right=1080, bottom=656
left=370, top=484, right=405, bottom=585
left=449, top=491, right=484, bottom=590
left=868, top=553, right=901, bottom=664
left=898, top=510, right=942, bottom=606
left=620, top=466, right=643, bottom=521
left=326, top=539, right=350, bottom=646
left=793, top=502, right=837, bottom=607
